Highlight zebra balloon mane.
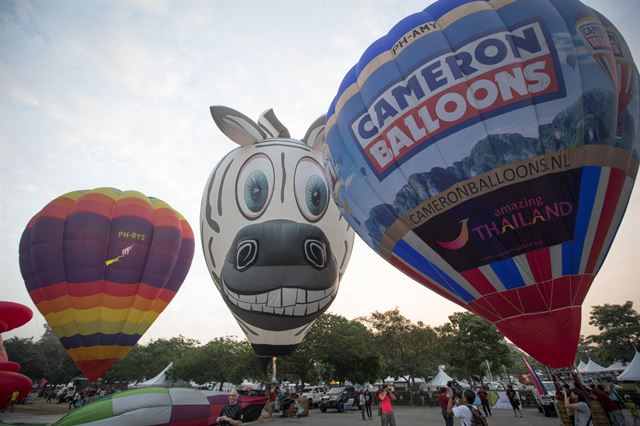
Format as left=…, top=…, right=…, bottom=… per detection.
left=200, top=106, right=354, bottom=357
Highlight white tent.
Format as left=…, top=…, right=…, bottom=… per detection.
left=582, top=359, right=607, bottom=374
left=605, top=360, right=626, bottom=372
left=138, top=362, right=190, bottom=388
left=577, top=360, right=587, bottom=373
left=618, top=351, right=640, bottom=382
left=428, top=366, right=454, bottom=388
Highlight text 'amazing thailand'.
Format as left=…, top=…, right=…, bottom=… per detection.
left=351, top=20, right=565, bottom=180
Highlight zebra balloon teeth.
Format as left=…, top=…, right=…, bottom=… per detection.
left=200, top=106, right=354, bottom=358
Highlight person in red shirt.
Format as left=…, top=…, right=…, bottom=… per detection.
left=437, top=387, right=453, bottom=426
left=478, top=388, right=491, bottom=417
left=590, top=384, right=626, bottom=426
left=265, top=386, right=279, bottom=421
left=377, top=387, right=396, bottom=426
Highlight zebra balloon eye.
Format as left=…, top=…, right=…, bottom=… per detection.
left=236, top=154, right=274, bottom=219
left=294, top=157, right=329, bottom=222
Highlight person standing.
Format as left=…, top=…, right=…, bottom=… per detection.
left=360, top=390, right=367, bottom=420
left=478, top=388, right=491, bottom=417
left=364, top=389, right=372, bottom=419
left=217, top=390, right=243, bottom=426
left=624, top=395, right=640, bottom=426
left=446, top=387, right=476, bottom=426
left=9, top=388, right=20, bottom=412
left=591, top=384, right=626, bottom=426
left=562, top=388, right=591, bottom=426
left=265, top=386, right=278, bottom=421
left=438, top=387, right=453, bottom=426
left=506, top=385, right=523, bottom=418
left=377, top=387, right=397, bottom=426
left=608, top=384, right=623, bottom=409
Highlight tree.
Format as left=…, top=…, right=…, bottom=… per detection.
left=436, top=312, right=512, bottom=384
left=171, top=337, right=258, bottom=386
left=102, top=345, right=148, bottom=382
left=4, top=325, right=81, bottom=384
left=574, top=335, right=598, bottom=365
left=295, top=313, right=381, bottom=384
left=363, top=308, right=439, bottom=405
left=104, top=335, right=199, bottom=383
left=586, top=301, right=640, bottom=363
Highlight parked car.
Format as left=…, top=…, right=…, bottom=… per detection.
left=301, top=386, right=326, bottom=407
left=532, top=381, right=559, bottom=417
left=319, top=386, right=357, bottom=412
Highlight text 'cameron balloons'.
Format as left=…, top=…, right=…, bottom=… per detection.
left=324, top=0, right=638, bottom=367
left=201, top=107, right=354, bottom=359
left=20, top=188, right=195, bottom=380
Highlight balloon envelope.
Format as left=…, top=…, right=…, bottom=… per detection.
left=0, top=301, right=33, bottom=333
left=325, top=0, right=639, bottom=367
left=201, top=107, right=354, bottom=359
left=54, top=388, right=267, bottom=426
left=19, top=188, right=194, bottom=380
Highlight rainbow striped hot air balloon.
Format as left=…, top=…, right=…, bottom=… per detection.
left=19, top=188, right=194, bottom=381
left=324, top=0, right=639, bottom=367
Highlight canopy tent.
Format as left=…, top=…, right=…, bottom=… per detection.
left=582, top=359, right=608, bottom=374
left=138, top=362, right=190, bottom=388
left=605, top=360, right=626, bottom=372
left=577, top=360, right=587, bottom=373
left=427, top=366, right=454, bottom=388
left=618, top=351, right=640, bottom=382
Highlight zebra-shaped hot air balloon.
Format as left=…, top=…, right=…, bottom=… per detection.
left=200, top=106, right=354, bottom=360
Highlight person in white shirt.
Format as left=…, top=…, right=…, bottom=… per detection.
left=445, top=387, right=476, bottom=426
left=359, top=390, right=367, bottom=420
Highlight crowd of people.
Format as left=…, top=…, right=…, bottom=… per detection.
left=8, top=377, right=640, bottom=425
left=430, top=381, right=640, bottom=426
left=41, top=383, right=124, bottom=409
left=560, top=382, right=636, bottom=426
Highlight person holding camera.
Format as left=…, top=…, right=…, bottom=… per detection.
left=445, top=386, right=476, bottom=426
left=562, top=388, right=591, bottom=426
left=377, top=387, right=397, bottom=426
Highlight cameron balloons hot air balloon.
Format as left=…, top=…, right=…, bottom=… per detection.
left=201, top=106, right=354, bottom=361
left=324, top=0, right=639, bottom=367
left=19, top=188, right=195, bottom=380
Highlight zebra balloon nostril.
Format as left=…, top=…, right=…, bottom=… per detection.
left=304, top=239, right=327, bottom=269
left=236, top=239, right=258, bottom=271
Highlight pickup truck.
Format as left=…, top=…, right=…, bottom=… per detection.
left=319, top=386, right=358, bottom=412
left=301, top=386, right=326, bottom=407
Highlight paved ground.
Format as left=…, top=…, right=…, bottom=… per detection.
left=1, top=405, right=562, bottom=426
left=3, top=403, right=635, bottom=425
left=262, top=406, right=563, bottom=426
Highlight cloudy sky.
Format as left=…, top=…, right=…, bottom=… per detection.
left=2, top=0, right=639, bottom=347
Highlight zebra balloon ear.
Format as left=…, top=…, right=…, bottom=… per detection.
left=303, top=114, right=327, bottom=151
left=258, top=109, right=290, bottom=139
left=210, top=106, right=267, bottom=146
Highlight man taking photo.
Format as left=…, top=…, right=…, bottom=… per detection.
left=446, top=386, right=476, bottom=426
